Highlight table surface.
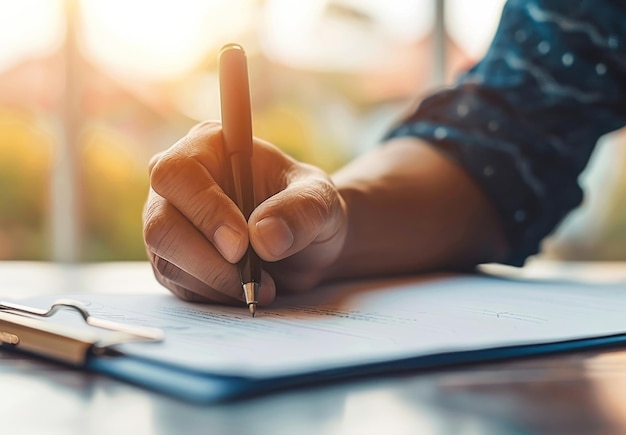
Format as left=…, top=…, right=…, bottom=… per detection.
left=2, top=260, right=626, bottom=435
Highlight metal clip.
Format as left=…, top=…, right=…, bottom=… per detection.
left=0, top=299, right=164, bottom=366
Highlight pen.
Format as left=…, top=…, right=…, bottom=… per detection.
left=218, top=43, right=262, bottom=317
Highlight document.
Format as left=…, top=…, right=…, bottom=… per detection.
left=19, top=272, right=626, bottom=384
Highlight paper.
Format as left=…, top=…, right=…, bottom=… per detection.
left=20, top=273, right=626, bottom=378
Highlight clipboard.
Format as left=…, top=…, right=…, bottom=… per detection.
left=0, top=297, right=258, bottom=402
left=0, top=299, right=164, bottom=367
left=3, top=272, right=626, bottom=404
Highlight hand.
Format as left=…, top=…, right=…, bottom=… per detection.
left=143, top=122, right=348, bottom=305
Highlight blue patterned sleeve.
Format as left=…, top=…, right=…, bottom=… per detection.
left=386, top=0, right=626, bottom=266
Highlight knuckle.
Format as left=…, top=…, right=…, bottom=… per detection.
left=292, top=180, right=334, bottom=227
left=150, top=153, right=190, bottom=197
left=148, top=151, right=164, bottom=174
left=188, top=120, right=221, bottom=136
left=143, top=204, right=176, bottom=254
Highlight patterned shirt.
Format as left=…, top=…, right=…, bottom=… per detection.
left=386, top=0, right=626, bottom=266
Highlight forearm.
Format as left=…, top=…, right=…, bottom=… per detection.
left=326, top=137, right=510, bottom=280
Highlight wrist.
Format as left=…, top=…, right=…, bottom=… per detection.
left=325, top=137, right=510, bottom=281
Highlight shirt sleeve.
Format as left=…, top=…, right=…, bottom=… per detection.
left=385, top=0, right=626, bottom=266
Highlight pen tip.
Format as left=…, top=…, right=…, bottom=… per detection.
left=249, top=303, right=256, bottom=317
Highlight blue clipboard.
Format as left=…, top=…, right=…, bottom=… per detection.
left=3, top=296, right=626, bottom=403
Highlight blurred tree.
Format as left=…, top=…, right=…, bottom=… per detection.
left=0, top=110, right=52, bottom=259
left=81, top=125, right=149, bottom=260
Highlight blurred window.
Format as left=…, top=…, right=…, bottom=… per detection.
left=5, top=0, right=620, bottom=263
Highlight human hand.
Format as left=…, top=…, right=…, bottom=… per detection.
left=143, top=122, right=348, bottom=305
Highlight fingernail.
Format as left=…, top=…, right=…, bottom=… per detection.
left=256, top=217, right=294, bottom=257
left=213, top=225, right=243, bottom=263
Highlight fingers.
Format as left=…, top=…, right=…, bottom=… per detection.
left=144, top=189, right=276, bottom=304
left=144, top=189, right=245, bottom=299
left=146, top=123, right=347, bottom=301
left=149, top=252, right=276, bottom=305
left=149, top=125, right=248, bottom=264
left=145, top=123, right=285, bottom=305
left=148, top=151, right=163, bottom=173
left=150, top=253, right=241, bottom=304
left=249, top=166, right=347, bottom=263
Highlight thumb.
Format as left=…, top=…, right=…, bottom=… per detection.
left=249, top=177, right=345, bottom=262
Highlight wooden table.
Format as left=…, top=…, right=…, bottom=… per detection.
left=2, top=261, right=626, bottom=435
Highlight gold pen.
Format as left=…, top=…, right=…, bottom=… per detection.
left=218, top=44, right=262, bottom=317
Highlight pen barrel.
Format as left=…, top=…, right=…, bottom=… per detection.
left=219, top=44, right=262, bottom=289
left=229, top=156, right=255, bottom=219
left=229, top=156, right=261, bottom=285
left=239, top=245, right=262, bottom=286
left=219, top=44, right=253, bottom=158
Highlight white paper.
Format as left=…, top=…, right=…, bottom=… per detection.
left=20, top=273, right=626, bottom=378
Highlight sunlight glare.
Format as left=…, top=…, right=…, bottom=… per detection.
left=446, top=0, right=506, bottom=59
left=80, top=0, right=254, bottom=81
left=261, top=0, right=434, bottom=71
left=0, top=0, right=64, bottom=72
